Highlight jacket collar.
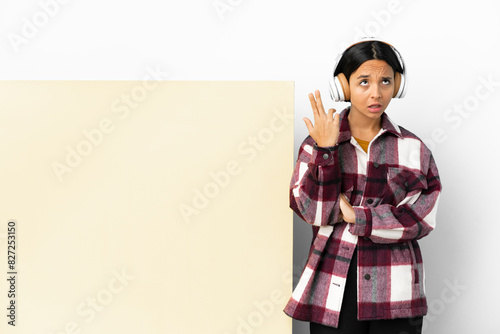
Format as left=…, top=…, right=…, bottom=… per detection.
left=337, top=106, right=403, bottom=144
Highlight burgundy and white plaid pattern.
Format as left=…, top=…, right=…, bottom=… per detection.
left=283, top=107, right=442, bottom=328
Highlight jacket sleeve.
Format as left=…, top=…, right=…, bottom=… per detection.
left=349, top=152, right=442, bottom=244
left=289, top=136, right=343, bottom=226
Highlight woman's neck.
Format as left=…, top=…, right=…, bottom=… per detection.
left=347, top=108, right=382, bottom=142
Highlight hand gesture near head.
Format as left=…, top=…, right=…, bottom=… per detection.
left=303, top=90, right=340, bottom=147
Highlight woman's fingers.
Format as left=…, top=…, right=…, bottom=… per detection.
left=309, top=90, right=327, bottom=118
left=333, top=112, right=340, bottom=127
left=339, top=194, right=355, bottom=224
left=339, top=195, right=348, bottom=216
left=314, top=90, right=326, bottom=114
left=328, top=108, right=336, bottom=119
left=306, top=90, right=340, bottom=147
left=303, top=117, right=313, bottom=134
left=308, top=92, right=320, bottom=120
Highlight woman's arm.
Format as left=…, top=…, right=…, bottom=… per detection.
left=289, top=138, right=343, bottom=226
left=348, top=153, right=442, bottom=243
left=290, top=90, right=342, bottom=226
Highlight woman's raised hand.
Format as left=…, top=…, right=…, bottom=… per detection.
left=303, top=90, right=340, bottom=147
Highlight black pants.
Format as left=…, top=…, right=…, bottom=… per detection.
left=310, top=247, right=423, bottom=334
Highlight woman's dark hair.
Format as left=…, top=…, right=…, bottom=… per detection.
left=334, top=41, right=404, bottom=82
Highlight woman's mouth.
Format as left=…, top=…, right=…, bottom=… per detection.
left=368, top=104, right=383, bottom=113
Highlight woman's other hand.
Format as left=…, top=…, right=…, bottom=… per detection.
left=339, top=194, right=356, bottom=224
left=303, top=90, right=340, bottom=147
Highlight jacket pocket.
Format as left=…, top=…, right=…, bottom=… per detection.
left=407, top=240, right=420, bottom=284
left=386, top=242, right=422, bottom=306
left=326, top=275, right=346, bottom=312
left=386, top=167, right=427, bottom=206
left=406, top=240, right=427, bottom=303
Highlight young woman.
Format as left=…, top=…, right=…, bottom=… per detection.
left=283, top=40, right=442, bottom=334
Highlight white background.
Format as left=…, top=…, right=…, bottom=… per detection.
left=1, top=0, right=499, bottom=333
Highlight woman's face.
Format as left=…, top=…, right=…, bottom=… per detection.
left=348, top=59, right=395, bottom=120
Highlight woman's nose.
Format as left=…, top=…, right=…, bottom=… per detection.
left=370, top=85, right=382, bottom=98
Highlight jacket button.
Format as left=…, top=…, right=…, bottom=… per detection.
left=373, top=162, right=379, bottom=168
left=323, top=153, right=329, bottom=159
left=367, top=198, right=374, bottom=204
left=364, top=274, right=371, bottom=280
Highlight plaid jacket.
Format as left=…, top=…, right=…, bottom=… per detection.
left=283, top=107, right=442, bottom=328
